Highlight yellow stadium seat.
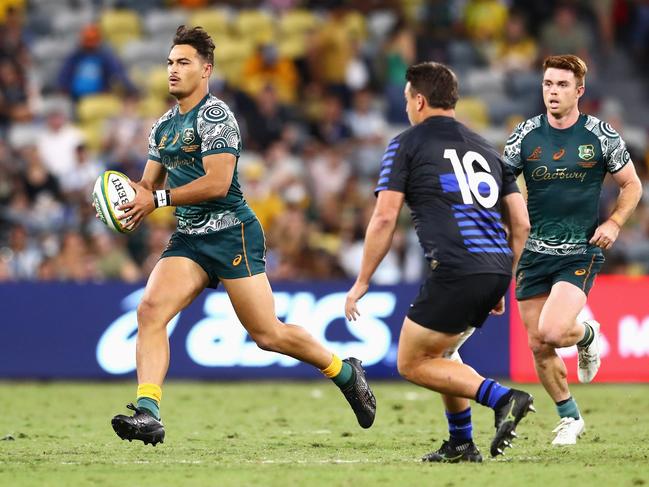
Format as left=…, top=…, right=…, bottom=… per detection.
left=234, top=9, right=275, bottom=45
left=138, top=96, right=168, bottom=118
left=278, top=9, right=319, bottom=36
left=277, top=37, right=306, bottom=59
left=0, top=0, right=25, bottom=23
left=100, top=9, right=141, bottom=50
left=79, top=121, right=104, bottom=152
left=77, top=94, right=122, bottom=124
left=189, top=8, right=231, bottom=40
left=146, top=67, right=171, bottom=99
left=455, top=97, right=490, bottom=130
left=343, top=11, right=367, bottom=41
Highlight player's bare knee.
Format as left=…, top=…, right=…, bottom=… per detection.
left=251, top=328, right=283, bottom=353
left=396, top=354, right=418, bottom=382
left=136, top=298, right=161, bottom=329
left=538, top=328, right=566, bottom=348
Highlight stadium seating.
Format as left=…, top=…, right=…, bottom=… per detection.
left=100, top=9, right=141, bottom=50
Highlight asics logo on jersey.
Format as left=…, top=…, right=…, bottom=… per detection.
left=232, top=254, right=242, bottom=266
left=552, top=148, right=566, bottom=160
left=527, top=147, right=542, bottom=161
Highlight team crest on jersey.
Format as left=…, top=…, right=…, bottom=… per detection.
left=527, top=146, right=542, bottom=161
left=578, top=144, right=595, bottom=161
left=182, top=128, right=195, bottom=145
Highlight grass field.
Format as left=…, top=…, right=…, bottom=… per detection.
left=0, top=381, right=647, bottom=487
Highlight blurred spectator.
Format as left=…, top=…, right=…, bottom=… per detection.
left=0, top=58, right=32, bottom=126
left=243, top=84, right=293, bottom=152
left=463, top=0, right=509, bottom=43
left=19, top=145, right=62, bottom=204
left=36, top=107, right=84, bottom=181
left=539, top=4, right=592, bottom=63
left=629, top=0, right=649, bottom=70
left=92, top=232, right=141, bottom=282
left=308, top=3, right=353, bottom=99
left=61, top=144, right=104, bottom=201
left=309, top=93, right=352, bottom=145
left=489, top=12, right=538, bottom=74
left=241, top=43, right=299, bottom=104
left=58, top=24, right=136, bottom=100
left=307, top=147, right=351, bottom=209
left=52, top=231, right=97, bottom=282
left=241, top=160, right=285, bottom=230
left=346, top=88, right=387, bottom=177
left=101, top=94, right=149, bottom=179
left=1, top=224, right=42, bottom=280
left=382, top=20, right=415, bottom=124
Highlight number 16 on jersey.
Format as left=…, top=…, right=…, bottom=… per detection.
left=444, top=149, right=499, bottom=208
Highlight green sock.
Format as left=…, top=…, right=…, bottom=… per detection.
left=137, top=397, right=160, bottom=420
left=556, top=397, right=580, bottom=420
left=577, top=322, right=594, bottom=348
left=332, top=361, right=354, bottom=388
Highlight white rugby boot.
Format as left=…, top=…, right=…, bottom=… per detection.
left=577, top=320, right=601, bottom=383
left=551, top=416, right=585, bottom=445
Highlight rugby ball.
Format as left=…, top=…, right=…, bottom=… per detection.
left=92, top=170, right=136, bottom=233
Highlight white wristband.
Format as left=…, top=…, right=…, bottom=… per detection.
left=153, top=189, right=170, bottom=208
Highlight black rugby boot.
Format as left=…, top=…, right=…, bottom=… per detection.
left=112, top=403, right=165, bottom=446
left=341, top=357, right=376, bottom=428
left=422, top=439, right=483, bottom=463
left=490, top=389, right=535, bottom=457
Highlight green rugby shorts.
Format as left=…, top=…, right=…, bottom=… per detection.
left=515, top=248, right=604, bottom=300
left=161, top=217, right=266, bottom=288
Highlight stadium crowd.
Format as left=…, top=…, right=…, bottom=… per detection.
left=0, top=0, right=648, bottom=283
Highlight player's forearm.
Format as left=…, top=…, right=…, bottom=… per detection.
left=168, top=174, right=230, bottom=206
left=356, top=215, right=398, bottom=285
left=138, top=160, right=167, bottom=191
left=609, top=177, right=642, bottom=228
left=508, top=229, right=528, bottom=272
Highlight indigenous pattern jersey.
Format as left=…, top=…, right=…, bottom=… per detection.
left=148, top=93, right=255, bottom=235
left=375, top=116, right=519, bottom=277
left=503, top=113, right=631, bottom=255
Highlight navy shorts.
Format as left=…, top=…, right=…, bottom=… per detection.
left=407, top=272, right=511, bottom=334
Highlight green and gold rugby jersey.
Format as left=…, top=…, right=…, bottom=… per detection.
left=503, top=113, right=631, bottom=255
left=147, top=93, right=255, bottom=235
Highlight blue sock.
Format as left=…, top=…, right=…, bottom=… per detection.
left=137, top=397, right=160, bottom=420
left=556, top=397, right=580, bottom=420
left=476, top=378, right=512, bottom=409
left=446, top=407, right=473, bottom=443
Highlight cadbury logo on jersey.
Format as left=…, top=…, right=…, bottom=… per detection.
left=531, top=166, right=587, bottom=183
left=162, top=154, right=194, bottom=169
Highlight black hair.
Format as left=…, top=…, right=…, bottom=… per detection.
left=405, top=62, right=459, bottom=109
left=172, top=25, right=215, bottom=65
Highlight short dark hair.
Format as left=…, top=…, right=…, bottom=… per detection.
left=543, top=54, right=587, bottom=87
left=172, top=25, right=215, bottom=65
left=405, top=62, right=459, bottom=109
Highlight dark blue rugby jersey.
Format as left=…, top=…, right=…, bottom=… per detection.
left=375, top=115, right=519, bottom=276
